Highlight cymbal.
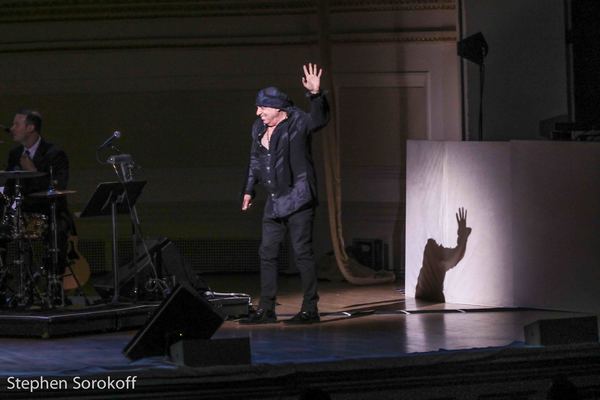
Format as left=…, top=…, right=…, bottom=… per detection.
left=29, top=189, right=77, bottom=198
left=0, top=170, right=47, bottom=179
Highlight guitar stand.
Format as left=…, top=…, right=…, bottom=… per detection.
left=61, top=258, right=91, bottom=306
left=45, top=195, right=91, bottom=308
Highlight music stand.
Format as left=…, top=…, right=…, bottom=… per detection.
left=80, top=181, right=146, bottom=304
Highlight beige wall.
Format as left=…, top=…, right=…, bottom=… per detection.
left=0, top=1, right=461, bottom=272
left=460, top=0, right=568, bottom=141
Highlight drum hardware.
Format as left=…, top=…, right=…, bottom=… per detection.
left=0, top=170, right=48, bottom=308
left=0, top=192, right=14, bottom=241
left=34, top=167, right=83, bottom=308
left=15, top=173, right=34, bottom=307
left=0, top=170, right=47, bottom=179
left=29, top=189, right=77, bottom=198
left=47, top=187, right=64, bottom=308
left=21, top=213, right=48, bottom=240
left=30, top=186, right=90, bottom=307
left=0, top=170, right=86, bottom=309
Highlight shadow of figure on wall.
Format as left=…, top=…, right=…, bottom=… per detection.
left=415, top=207, right=472, bottom=303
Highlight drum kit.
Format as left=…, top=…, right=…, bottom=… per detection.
left=0, top=170, right=77, bottom=309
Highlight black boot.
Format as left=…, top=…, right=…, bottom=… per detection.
left=283, top=310, right=320, bottom=324
left=239, top=308, right=277, bottom=324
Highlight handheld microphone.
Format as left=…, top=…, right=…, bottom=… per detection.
left=97, top=130, right=121, bottom=150
left=0, top=124, right=10, bottom=133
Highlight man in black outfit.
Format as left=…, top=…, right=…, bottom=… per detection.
left=241, top=63, right=329, bottom=324
left=4, top=109, right=73, bottom=279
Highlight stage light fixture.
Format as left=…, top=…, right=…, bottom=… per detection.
left=457, top=32, right=488, bottom=66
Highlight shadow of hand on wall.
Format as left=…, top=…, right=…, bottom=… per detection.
left=415, top=207, right=472, bottom=303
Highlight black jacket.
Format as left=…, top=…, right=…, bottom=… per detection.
left=5, top=138, right=70, bottom=216
left=244, top=92, right=329, bottom=218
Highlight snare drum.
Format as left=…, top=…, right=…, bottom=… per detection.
left=22, top=213, right=48, bottom=240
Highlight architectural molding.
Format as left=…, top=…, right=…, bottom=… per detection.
left=0, top=0, right=456, bottom=23
left=0, top=34, right=316, bottom=54
left=332, top=0, right=455, bottom=12
left=0, top=31, right=456, bottom=53
left=332, top=31, right=457, bottom=43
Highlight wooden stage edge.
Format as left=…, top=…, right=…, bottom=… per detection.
left=0, top=303, right=156, bottom=338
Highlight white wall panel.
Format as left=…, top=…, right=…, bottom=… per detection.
left=407, top=140, right=600, bottom=312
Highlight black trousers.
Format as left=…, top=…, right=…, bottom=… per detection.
left=258, top=207, right=319, bottom=312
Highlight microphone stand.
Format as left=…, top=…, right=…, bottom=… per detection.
left=96, top=137, right=160, bottom=302
left=107, top=151, right=142, bottom=302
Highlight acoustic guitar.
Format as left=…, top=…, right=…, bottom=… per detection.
left=63, top=235, right=91, bottom=291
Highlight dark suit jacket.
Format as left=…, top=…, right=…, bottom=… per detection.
left=244, top=92, right=329, bottom=218
left=5, top=138, right=71, bottom=219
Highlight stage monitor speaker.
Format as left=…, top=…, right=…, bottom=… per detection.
left=524, top=316, right=598, bottom=346
left=123, top=282, right=224, bottom=360
left=170, top=337, right=251, bottom=367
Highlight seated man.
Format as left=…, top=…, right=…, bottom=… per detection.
left=3, top=109, right=74, bottom=304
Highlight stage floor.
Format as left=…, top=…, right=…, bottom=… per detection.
left=0, top=273, right=589, bottom=377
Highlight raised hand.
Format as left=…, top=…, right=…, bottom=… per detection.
left=302, top=63, right=323, bottom=94
left=456, top=207, right=472, bottom=237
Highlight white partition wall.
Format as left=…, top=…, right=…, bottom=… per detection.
left=511, top=142, right=600, bottom=312
left=406, top=140, right=514, bottom=306
left=406, top=140, right=600, bottom=312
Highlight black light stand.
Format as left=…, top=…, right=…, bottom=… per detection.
left=458, top=32, right=489, bottom=141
